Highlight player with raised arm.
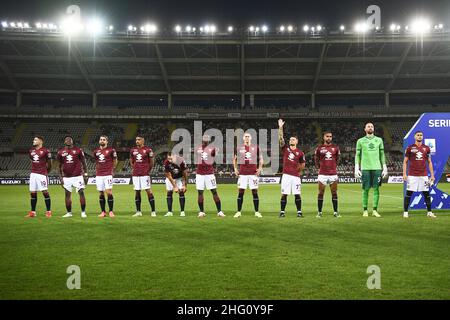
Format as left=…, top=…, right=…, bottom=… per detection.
left=93, top=135, right=117, bottom=218
left=314, top=131, right=341, bottom=218
left=164, top=152, right=188, bottom=217
left=57, top=136, right=88, bottom=218
left=354, top=122, right=388, bottom=217
left=130, top=135, right=156, bottom=217
left=27, top=136, right=52, bottom=218
left=278, top=119, right=306, bottom=218
left=233, top=132, right=263, bottom=218
left=403, top=131, right=436, bottom=218
left=195, top=134, right=225, bottom=218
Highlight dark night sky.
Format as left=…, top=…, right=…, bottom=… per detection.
left=1, top=0, right=449, bottom=30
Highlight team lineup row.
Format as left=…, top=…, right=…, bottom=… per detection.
left=25, top=120, right=437, bottom=219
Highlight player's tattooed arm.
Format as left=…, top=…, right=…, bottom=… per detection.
left=81, top=152, right=88, bottom=176
left=298, top=162, right=306, bottom=175
left=46, top=158, right=52, bottom=173
left=314, top=148, right=320, bottom=169
left=428, top=155, right=435, bottom=184
left=278, top=119, right=285, bottom=147
left=233, top=154, right=239, bottom=176
left=257, top=150, right=264, bottom=176
left=148, top=153, right=154, bottom=174
left=182, top=168, right=188, bottom=192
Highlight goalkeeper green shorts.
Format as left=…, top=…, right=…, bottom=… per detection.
left=361, top=170, right=382, bottom=190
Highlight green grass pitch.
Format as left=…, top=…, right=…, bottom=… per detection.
left=0, top=183, right=449, bottom=300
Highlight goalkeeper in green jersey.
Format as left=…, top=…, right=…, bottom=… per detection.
left=354, top=122, right=388, bottom=217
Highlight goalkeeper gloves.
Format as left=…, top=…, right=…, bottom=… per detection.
left=382, top=164, right=388, bottom=178
left=354, top=163, right=362, bottom=178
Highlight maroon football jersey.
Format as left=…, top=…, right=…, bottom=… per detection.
left=282, top=145, right=305, bottom=177
left=405, top=143, right=430, bottom=176
left=164, top=157, right=187, bottom=179
left=195, top=144, right=216, bottom=175
left=57, top=146, right=86, bottom=177
left=130, top=146, right=153, bottom=177
left=93, top=147, right=117, bottom=176
left=29, top=147, right=51, bottom=175
left=315, top=144, right=340, bottom=175
left=236, top=144, right=260, bottom=175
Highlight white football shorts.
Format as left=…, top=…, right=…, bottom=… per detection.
left=29, top=173, right=49, bottom=192
left=406, top=176, right=430, bottom=192
left=318, top=174, right=339, bottom=186
left=132, top=176, right=151, bottom=191
left=281, top=173, right=301, bottom=195
left=63, top=176, right=85, bottom=193
left=96, top=175, right=113, bottom=191
left=237, top=175, right=259, bottom=190
left=196, top=174, right=217, bottom=191
left=165, top=178, right=184, bottom=191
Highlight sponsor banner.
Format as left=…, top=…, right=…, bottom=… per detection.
left=0, top=177, right=61, bottom=185
left=388, top=176, right=404, bottom=184
left=300, top=176, right=362, bottom=184
left=6, top=175, right=434, bottom=185
left=259, top=177, right=281, bottom=184
left=87, top=177, right=131, bottom=185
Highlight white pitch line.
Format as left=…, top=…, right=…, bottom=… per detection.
left=339, top=186, right=404, bottom=200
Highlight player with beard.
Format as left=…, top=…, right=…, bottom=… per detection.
left=93, top=135, right=118, bottom=218
left=278, top=119, right=306, bottom=218
left=314, top=132, right=341, bottom=218
left=27, top=136, right=52, bottom=218
left=402, top=131, right=436, bottom=218
left=130, top=135, right=156, bottom=217
left=57, top=136, right=88, bottom=218
left=233, top=132, right=263, bottom=218
left=195, top=134, right=225, bottom=218
left=163, top=152, right=188, bottom=217
left=355, top=122, right=388, bottom=217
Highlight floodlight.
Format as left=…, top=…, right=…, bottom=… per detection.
left=340, top=25, right=345, bottom=31
left=410, top=18, right=431, bottom=34
left=317, top=25, right=322, bottom=31
left=279, top=25, right=285, bottom=32
left=287, top=25, right=293, bottom=32
left=262, top=25, right=268, bottom=33
left=186, top=25, right=192, bottom=32
left=61, top=16, right=83, bottom=36
left=175, top=25, right=181, bottom=32
left=303, top=25, right=309, bottom=32
left=249, top=25, right=254, bottom=32
left=87, top=18, right=104, bottom=36
left=2, top=21, right=8, bottom=28
left=228, top=26, right=233, bottom=32
left=354, top=22, right=368, bottom=33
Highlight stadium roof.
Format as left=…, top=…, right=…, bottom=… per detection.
left=0, top=31, right=450, bottom=107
